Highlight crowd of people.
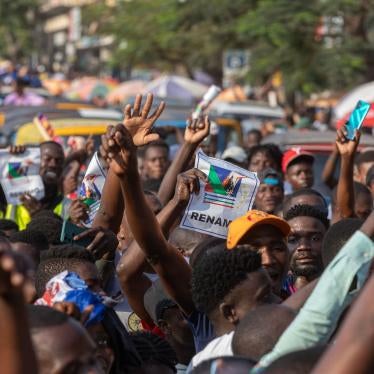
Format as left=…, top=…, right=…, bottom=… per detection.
left=0, top=93, right=373, bottom=374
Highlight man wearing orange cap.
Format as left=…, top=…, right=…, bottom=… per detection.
left=282, top=148, right=314, bottom=192
left=227, top=210, right=291, bottom=297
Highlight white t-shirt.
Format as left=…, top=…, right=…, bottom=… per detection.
left=190, top=331, right=234, bottom=369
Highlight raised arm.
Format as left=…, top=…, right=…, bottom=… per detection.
left=312, top=273, right=374, bottom=374
left=108, top=94, right=200, bottom=315
left=257, top=210, right=374, bottom=369
left=117, top=169, right=200, bottom=323
left=92, top=128, right=124, bottom=232
left=282, top=278, right=318, bottom=311
left=333, top=128, right=360, bottom=222
left=157, top=116, right=210, bottom=205
left=321, top=145, right=339, bottom=189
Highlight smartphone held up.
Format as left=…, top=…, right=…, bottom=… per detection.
left=345, top=100, right=371, bottom=140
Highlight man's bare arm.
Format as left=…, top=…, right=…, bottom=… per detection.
left=108, top=94, right=200, bottom=315
left=312, top=273, right=374, bottom=374
left=334, top=128, right=360, bottom=222
left=158, top=117, right=210, bottom=205
left=117, top=173, right=195, bottom=323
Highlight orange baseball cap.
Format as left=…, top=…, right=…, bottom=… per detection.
left=227, top=210, right=290, bottom=250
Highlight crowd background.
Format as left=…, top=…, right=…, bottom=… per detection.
left=0, top=1, right=373, bottom=374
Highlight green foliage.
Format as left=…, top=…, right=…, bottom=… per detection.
left=87, top=0, right=254, bottom=81
left=89, top=0, right=374, bottom=94
left=0, top=0, right=367, bottom=97
left=0, top=0, right=39, bottom=60
left=238, top=0, right=374, bottom=94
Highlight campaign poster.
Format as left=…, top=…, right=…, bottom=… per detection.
left=180, top=149, right=259, bottom=239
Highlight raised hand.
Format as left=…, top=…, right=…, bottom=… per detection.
left=184, top=115, right=211, bottom=145
left=123, top=93, right=165, bottom=146
left=336, top=127, right=361, bottom=157
left=73, top=226, right=118, bottom=260
left=172, top=168, right=207, bottom=207
left=106, top=124, right=137, bottom=177
left=19, top=193, right=43, bottom=217
left=69, top=199, right=89, bottom=225
left=9, top=145, right=26, bottom=155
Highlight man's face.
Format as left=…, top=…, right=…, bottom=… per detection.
left=162, top=306, right=194, bottom=346
left=87, top=323, right=115, bottom=374
left=225, top=269, right=279, bottom=324
left=246, top=133, right=261, bottom=149
left=286, top=162, right=314, bottom=190
left=143, top=146, right=168, bottom=180
left=39, top=144, right=64, bottom=184
left=249, top=151, right=277, bottom=173
left=355, top=191, right=373, bottom=220
left=255, top=184, right=284, bottom=214
left=239, top=225, right=289, bottom=294
left=32, top=319, right=104, bottom=374
left=287, top=216, right=326, bottom=279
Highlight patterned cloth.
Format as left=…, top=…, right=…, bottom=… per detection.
left=35, top=270, right=106, bottom=327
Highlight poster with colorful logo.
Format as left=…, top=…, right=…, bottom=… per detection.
left=180, top=149, right=259, bottom=239
left=0, top=148, right=40, bottom=179
left=1, top=175, right=45, bottom=205
left=0, top=148, right=44, bottom=204
left=78, top=152, right=107, bottom=227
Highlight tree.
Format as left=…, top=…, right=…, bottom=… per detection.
left=0, top=0, right=40, bottom=61
left=236, top=0, right=374, bottom=95
left=85, top=0, right=254, bottom=82
left=87, top=0, right=374, bottom=96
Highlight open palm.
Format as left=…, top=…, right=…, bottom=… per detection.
left=122, top=93, right=165, bottom=146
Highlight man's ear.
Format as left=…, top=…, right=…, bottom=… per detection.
left=219, top=302, right=239, bottom=325
left=157, top=319, right=170, bottom=335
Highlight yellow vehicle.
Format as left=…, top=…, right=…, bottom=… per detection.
left=1, top=107, right=122, bottom=146
left=15, top=118, right=119, bottom=145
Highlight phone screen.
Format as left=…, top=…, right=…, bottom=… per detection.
left=345, top=100, right=370, bottom=140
